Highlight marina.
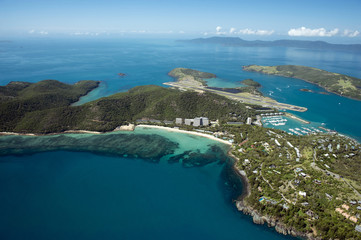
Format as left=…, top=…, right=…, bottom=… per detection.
left=262, top=115, right=325, bottom=136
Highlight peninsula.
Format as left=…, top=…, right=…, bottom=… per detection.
left=243, top=65, right=361, bottom=100
left=165, top=68, right=307, bottom=112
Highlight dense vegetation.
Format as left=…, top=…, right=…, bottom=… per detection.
left=0, top=82, right=254, bottom=134
left=243, top=65, right=361, bottom=100
left=240, top=78, right=261, bottom=88
left=0, top=80, right=99, bottom=132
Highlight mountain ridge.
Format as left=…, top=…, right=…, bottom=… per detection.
left=180, top=37, right=361, bottom=51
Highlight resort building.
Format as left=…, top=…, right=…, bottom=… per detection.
left=176, top=118, right=183, bottom=124
left=185, top=119, right=193, bottom=125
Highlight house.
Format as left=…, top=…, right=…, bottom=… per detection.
left=342, top=204, right=350, bottom=210
left=246, top=117, right=252, bottom=125
left=299, top=191, right=307, bottom=197
left=175, top=118, right=183, bottom=124
left=306, top=210, right=315, bottom=217
left=301, top=202, right=309, bottom=206
left=356, top=225, right=361, bottom=233
left=349, top=216, right=358, bottom=223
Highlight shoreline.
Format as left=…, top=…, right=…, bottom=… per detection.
left=230, top=151, right=316, bottom=240
left=0, top=124, right=232, bottom=146
left=285, top=112, right=310, bottom=124
left=136, top=124, right=232, bottom=145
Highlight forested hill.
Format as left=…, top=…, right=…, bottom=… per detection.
left=180, top=37, right=361, bottom=52
left=0, top=83, right=254, bottom=134
left=243, top=65, right=361, bottom=100
left=0, top=80, right=100, bottom=131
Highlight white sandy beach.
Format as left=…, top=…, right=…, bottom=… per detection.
left=136, top=124, right=232, bottom=145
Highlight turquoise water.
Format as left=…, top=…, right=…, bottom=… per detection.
left=1, top=38, right=361, bottom=239
left=1, top=38, right=360, bottom=139
left=0, top=129, right=293, bottom=240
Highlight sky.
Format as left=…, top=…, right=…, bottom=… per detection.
left=1, top=0, right=361, bottom=41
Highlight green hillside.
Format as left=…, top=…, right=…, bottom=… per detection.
left=0, top=83, right=254, bottom=134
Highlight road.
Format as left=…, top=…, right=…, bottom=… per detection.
left=164, top=81, right=307, bottom=112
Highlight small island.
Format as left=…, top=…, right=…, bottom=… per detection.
left=117, top=73, right=126, bottom=77
left=240, top=78, right=262, bottom=88
left=243, top=65, right=361, bottom=100
left=300, top=88, right=314, bottom=93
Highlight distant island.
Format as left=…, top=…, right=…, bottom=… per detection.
left=180, top=36, right=361, bottom=52
left=243, top=65, right=361, bottom=100
left=117, top=73, right=126, bottom=77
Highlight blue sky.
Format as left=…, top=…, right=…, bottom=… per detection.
left=1, top=0, right=360, bottom=41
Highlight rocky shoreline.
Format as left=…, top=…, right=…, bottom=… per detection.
left=230, top=153, right=319, bottom=240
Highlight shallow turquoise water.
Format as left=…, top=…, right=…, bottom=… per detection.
left=0, top=129, right=293, bottom=240
left=1, top=38, right=361, bottom=239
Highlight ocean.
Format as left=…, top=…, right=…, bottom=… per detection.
left=1, top=38, right=361, bottom=239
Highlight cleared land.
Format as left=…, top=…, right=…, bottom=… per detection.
left=165, top=68, right=307, bottom=112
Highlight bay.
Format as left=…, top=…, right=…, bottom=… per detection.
left=1, top=38, right=361, bottom=239
left=0, top=129, right=292, bottom=240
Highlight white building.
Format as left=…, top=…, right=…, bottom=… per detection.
left=193, top=117, right=201, bottom=127
left=246, top=117, right=252, bottom=125
left=185, top=119, right=193, bottom=125
left=175, top=118, right=183, bottom=125
left=299, top=191, right=307, bottom=197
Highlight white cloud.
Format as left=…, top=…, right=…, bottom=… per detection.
left=288, top=27, right=339, bottom=37
left=28, top=29, right=35, bottom=34
left=215, top=26, right=226, bottom=35
left=238, top=28, right=274, bottom=36
left=39, top=31, right=48, bottom=35
left=229, top=27, right=236, bottom=34
left=343, top=29, right=360, bottom=37
left=179, top=30, right=185, bottom=34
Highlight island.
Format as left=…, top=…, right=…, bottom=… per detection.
left=240, top=78, right=262, bottom=88
left=243, top=65, right=361, bottom=100
left=300, top=88, right=314, bottom=93
left=1, top=71, right=361, bottom=239
left=117, top=73, right=126, bottom=77
left=180, top=36, right=361, bottom=52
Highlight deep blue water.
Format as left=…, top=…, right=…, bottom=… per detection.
left=1, top=38, right=361, bottom=239
left=1, top=38, right=361, bottom=139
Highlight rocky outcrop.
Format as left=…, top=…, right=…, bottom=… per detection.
left=235, top=199, right=321, bottom=240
